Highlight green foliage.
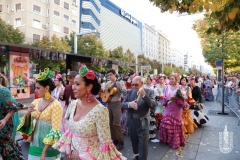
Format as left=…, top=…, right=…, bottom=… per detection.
left=30, top=34, right=71, bottom=73
left=193, top=13, right=240, bottom=71
left=150, top=0, right=240, bottom=32
left=0, top=18, right=25, bottom=68
left=0, top=18, right=25, bottom=44
left=32, top=35, right=71, bottom=52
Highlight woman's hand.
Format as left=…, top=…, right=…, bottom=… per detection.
left=0, top=119, right=7, bottom=130
left=170, top=96, right=176, bottom=101
left=27, top=104, right=36, bottom=116
left=40, top=151, right=46, bottom=160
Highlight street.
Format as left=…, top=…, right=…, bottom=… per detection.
left=16, top=88, right=240, bottom=160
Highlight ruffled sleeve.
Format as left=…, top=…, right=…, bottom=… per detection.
left=0, top=87, right=24, bottom=112
left=96, top=106, right=126, bottom=160
left=43, top=101, right=62, bottom=145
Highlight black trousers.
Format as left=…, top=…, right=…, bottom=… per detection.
left=128, top=113, right=149, bottom=160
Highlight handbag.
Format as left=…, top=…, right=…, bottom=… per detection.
left=67, top=139, right=80, bottom=160
left=19, top=99, right=54, bottom=143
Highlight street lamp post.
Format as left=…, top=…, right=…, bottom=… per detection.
left=74, top=30, right=97, bottom=54
left=135, top=50, right=150, bottom=74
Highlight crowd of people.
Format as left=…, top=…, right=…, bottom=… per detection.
left=0, top=67, right=218, bottom=160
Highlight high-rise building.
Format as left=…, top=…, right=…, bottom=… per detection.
left=79, top=0, right=142, bottom=53
left=157, top=31, right=170, bottom=64
left=0, top=0, right=80, bottom=43
left=169, top=47, right=184, bottom=67
left=142, top=24, right=158, bottom=61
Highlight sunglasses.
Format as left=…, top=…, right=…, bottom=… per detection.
left=131, top=83, right=139, bottom=87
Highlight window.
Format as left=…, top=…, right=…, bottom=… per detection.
left=0, top=5, right=2, bottom=12
left=33, top=5, right=41, bottom=14
left=63, top=14, right=69, bottom=22
left=7, top=5, right=9, bottom=12
left=72, top=9, right=76, bottom=15
left=53, top=24, right=60, bottom=32
left=15, top=3, right=21, bottom=12
left=54, top=10, right=60, bottom=18
left=54, top=0, right=60, bottom=5
left=47, top=9, right=49, bottom=17
left=63, top=27, right=69, bottom=34
left=32, top=19, right=41, bottom=28
left=33, top=34, right=40, bottom=42
left=15, top=18, right=21, bottom=26
left=72, top=20, right=76, bottom=26
left=7, top=19, right=9, bottom=24
left=64, top=2, right=69, bottom=10
left=72, top=0, right=76, bottom=5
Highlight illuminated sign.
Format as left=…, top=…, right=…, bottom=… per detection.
left=120, top=10, right=138, bottom=26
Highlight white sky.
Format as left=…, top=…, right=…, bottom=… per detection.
left=110, top=0, right=213, bottom=72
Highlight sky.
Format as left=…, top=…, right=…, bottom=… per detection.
left=110, top=0, right=213, bottom=72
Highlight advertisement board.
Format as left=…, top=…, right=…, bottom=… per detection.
left=10, top=52, right=30, bottom=99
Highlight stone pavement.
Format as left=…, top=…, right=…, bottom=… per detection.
left=16, top=88, right=240, bottom=160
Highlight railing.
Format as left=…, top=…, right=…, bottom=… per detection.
left=216, top=86, right=240, bottom=125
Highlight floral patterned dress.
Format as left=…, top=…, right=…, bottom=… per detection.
left=53, top=100, right=126, bottom=160
left=0, top=86, right=24, bottom=160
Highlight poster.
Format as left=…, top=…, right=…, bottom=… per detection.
left=10, top=52, right=30, bottom=99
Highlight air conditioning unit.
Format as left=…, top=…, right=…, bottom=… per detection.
left=12, top=9, right=15, bottom=12
left=42, top=24, right=48, bottom=29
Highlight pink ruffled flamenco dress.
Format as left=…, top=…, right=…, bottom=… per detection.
left=159, top=85, right=185, bottom=149
left=52, top=100, right=126, bottom=160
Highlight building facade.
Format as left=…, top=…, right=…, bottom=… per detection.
left=142, top=24, right=158, bottom=61
left=157, top=31, right=170, bottom=64
left=169, top=47, right=184, bottom=67
left=0, top=0, right=80, bottom=43
left=80, top=0, right=142, bottom=53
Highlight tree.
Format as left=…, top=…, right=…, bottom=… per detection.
left=0, top=18, right=25, bottom=68
left=193, top=13, right=240, bottom=71
left=78, top=34, right=108, bottom=58
left=150, top=0, right=240, bottom=32
left=0, top=18, right=25, bottom=44
left=31, top=35, right=71, bottom=72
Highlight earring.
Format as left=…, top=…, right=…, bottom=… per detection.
left=85, top=91, right=93, bottom=102
left=45, top=92, right=51, bottom=100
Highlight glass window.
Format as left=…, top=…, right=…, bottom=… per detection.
left=33, top=34, right=40, bottom=42
left=15, top=3, right=21, bottom=12
left=63, top=14, right=69, bottom=22
left=33, top=5, right=41, bottom=14
left=72, top=9, right=76, bottom=15
left=15, top=18, right=21, bottom=26
left=72, top=20, right=76, bottom=26
left=63, top=27, right=69, bottom=34
left=54, top=10, right=60, bottom=18
left=54, top=0, right=60, bottom=5
left=32, top=19, right=41, bottom=28
left=64, top=2, right=69, bottom=10
left=53, top=23, right=60, bottom=32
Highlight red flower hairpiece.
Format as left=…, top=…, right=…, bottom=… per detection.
left=85, top=70, right=96, bottom=80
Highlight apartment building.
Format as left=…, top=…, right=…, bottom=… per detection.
left=157, top=31, right=170, bottom=64
left=142, top=24, right=158, bottom=61
left=169, top=47, right=184, bottom=67
left=0, top=0, right=79, bottom=43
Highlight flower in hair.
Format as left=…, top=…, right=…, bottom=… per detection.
left=85, top=70, right=96, bottom=80
left=36, top=68, right=52, bottom=81
left=79, top=64, right=96, bottom=80
left=55, top=74, right=62, bottom=79
left=79, top=65, right=89, bottom=77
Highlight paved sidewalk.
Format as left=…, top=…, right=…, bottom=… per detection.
left=17, top=89, right=240, bottom=160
